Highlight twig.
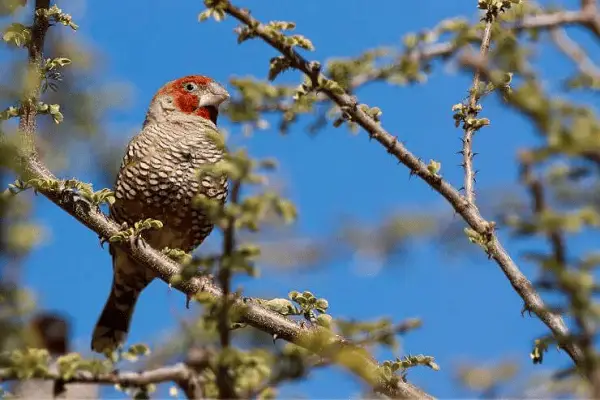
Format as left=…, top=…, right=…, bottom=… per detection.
left=220, top=0, right=584, bottom=369
left=354, top=318, right=423, bottom=347
left=460, top=52, right=600, bottom=168
left=582, top=0, right=597, bottom=15
left=11, top=2, right=432, bottom=399
left=550, top=28, right=600, bottom=79
left=17, top=0, right=49, bottom=160
left=216, top=181, right=241, bottom=399
left=462, top=15, right=494, bottom=204
left=0, top=363, right=193, bottom=387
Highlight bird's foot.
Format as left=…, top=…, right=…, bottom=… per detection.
left=129, top=232, right=147, bottom=251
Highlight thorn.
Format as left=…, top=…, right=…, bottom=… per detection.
left=521, top=304, right=531, bottom=317
left=473, top=152, right=479, bottom=158
left=308, top=61, right=321, bottom=73
left=186, top=294, right=191, bottom=309
left=272, top=334, right=279, bottom=343
left=459, top=186, right=465, bottom=192
left=457, top=150, right=464, bottom=155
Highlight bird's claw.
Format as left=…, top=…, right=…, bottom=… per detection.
left=99, top=234, right=107, bottom=248
left=521, top=304, right=533, bottom=317
left=128, top=233, right=147, bottom=251
left=58, top=187, right=75, bottom=203
left=60, top=187, right=93, bottom=212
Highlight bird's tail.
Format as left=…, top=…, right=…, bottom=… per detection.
left=91, top=251, right=151, bottom=354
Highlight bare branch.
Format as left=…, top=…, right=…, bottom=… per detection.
left=550, top=28, right=600, bottom=79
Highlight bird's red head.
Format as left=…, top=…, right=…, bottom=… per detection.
left=151, top=75, right=229, bottom=124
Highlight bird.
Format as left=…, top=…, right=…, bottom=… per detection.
left=91, top=75, right=230, bottom=354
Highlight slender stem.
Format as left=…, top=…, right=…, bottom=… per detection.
left=216, top=180, right=241, bottom=399
left=0, top=364, right=193, bottom=387
left=550, top=28, right=600, bottom=78
left=462, top=19, right=493, bottom=204
left=18, top=0, right=49, bottom=162
left=582, top=0, right=597, bottom=13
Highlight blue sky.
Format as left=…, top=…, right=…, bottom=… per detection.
left=9, top=0, right=594, bottom=397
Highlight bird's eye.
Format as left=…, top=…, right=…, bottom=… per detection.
left=183, top=82, right=198, bottom=92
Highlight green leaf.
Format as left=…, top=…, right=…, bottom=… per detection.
left=2, top=23, right=31, bottom=47
left=315, top=314, right=332, bottom=328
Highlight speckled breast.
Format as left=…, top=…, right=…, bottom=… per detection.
left=111, top=119, right=228, bottom=252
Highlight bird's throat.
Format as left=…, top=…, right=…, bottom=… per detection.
left=196, top=106, right=218, bottom=124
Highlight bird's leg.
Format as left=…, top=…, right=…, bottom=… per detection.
left=129, top=230, right=148, bottom=251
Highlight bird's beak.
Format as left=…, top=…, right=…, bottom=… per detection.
left=197, top=81, right=230, bottom=109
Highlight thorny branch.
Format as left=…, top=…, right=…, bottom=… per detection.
left=8, top=1, right=433, bottom=398
left=219, top=0, right=587, bottom=370
left=461, top=13, right=494, bottom=205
